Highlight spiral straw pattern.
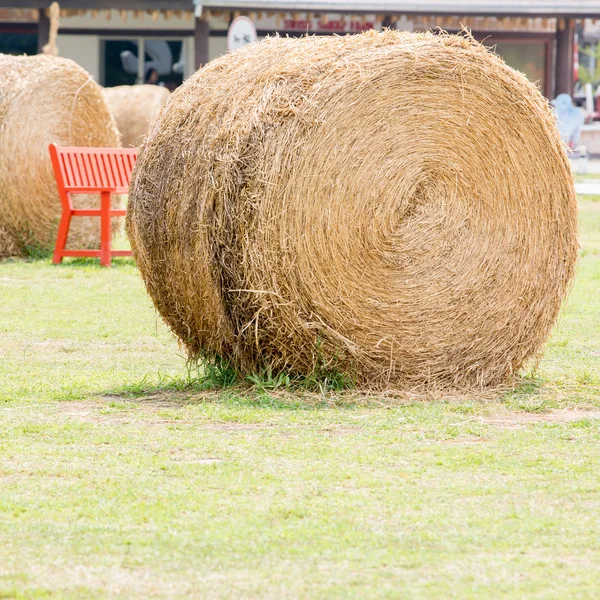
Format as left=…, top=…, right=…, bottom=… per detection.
left=127, top=30, right=578, bottom=390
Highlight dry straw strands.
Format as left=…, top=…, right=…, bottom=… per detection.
left=127, top=30, right=578, bottom=391
left=0, top=54, right=121, bottom=257
left=102, top=85, right=171, bottom=148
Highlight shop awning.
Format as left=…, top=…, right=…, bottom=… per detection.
left=201, top=1, right=600, bottom=17
left=0, top=1, right=192, bottom=8
left=1, top=0, right=599, bottom=16
left=2, top=0, right=599, bottom=17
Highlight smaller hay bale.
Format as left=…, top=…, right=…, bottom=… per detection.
left=102, top=85, right=171, bottom=148
left=0, top=54, right=121, bottom=257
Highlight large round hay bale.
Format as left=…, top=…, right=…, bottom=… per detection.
left=127, top=31, right=578, bottom=390
left=0, top=54, right=121, bottom=257
left=102, top=85, right=170, bottom=148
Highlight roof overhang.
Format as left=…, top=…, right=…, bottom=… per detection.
left=202, top=1, right=600, bottom=18
left=1, top=0, right=599, bottom=18
left=0, top=1, right=192, bottom=9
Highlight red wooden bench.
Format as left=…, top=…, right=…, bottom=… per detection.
left=49, top=143, right=137, bottom=267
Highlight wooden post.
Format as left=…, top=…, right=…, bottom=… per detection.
left=37, top=8, right=50, bottom=54
left=555, top=18, right=575, bottom=97
left=137, top=37, right=145, bottom=84
left=194, top=16, right=209, bottom=70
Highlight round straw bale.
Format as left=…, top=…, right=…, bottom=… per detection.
left=0, top=54, right=121, bottom=257
left=102, top=85, right=170, bottom=148
left=127, top=31, right=578, bottom=390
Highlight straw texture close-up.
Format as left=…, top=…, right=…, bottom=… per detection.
left=0, top=54, right=121, bottom=257
left=127, top=30, right=578, bottom=391
left=102, top=84, right=171, bottom=148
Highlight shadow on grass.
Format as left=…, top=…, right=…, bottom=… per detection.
left=501, top=375, right=553, bottom=412
left=108, top=360, right=558, bottom=413
left=498, top=373, right=600, bottom=412
left=108, top=359, right=366, bottom=411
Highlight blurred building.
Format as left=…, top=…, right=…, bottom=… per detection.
left=0, top=0, right=598, bottom=97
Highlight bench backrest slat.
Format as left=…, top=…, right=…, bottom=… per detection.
left=49, top=144, right=137, bottom=194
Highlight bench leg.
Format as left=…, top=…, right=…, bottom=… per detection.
left=100, top=192, right=112, bottom=267
left=52, top=209, right=72, bottom=265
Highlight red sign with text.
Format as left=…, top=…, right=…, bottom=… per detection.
left=282, top=19, right=375, bottom=32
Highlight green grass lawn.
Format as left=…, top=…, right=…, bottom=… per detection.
left=0, top=199, right=599, bottom=599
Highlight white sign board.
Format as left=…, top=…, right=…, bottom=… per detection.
left=227, top=16, right=257, bottom=52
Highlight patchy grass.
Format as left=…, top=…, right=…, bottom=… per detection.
left=0, top=198, right=599, bottom=598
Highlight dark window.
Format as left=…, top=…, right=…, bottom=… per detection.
left=103, top=40, right=138, bottom=87
left=0, top=32, right=37, bottom=56
left=103, top=38, right=184, bottom=89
